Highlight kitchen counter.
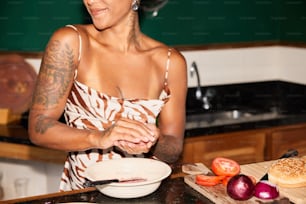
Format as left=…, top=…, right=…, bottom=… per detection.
left=185, top=112, right=306, bottom=137
left=185, top=80, right=306, bottom=136
left=1, top=80, right=306, bottom=163
left=2, top=109, right=306, bottom=162
left=2, top=112, right=306, bottom=143
left=4, top=162, right=295, bottom=204
left=4, top=177, right=213, bottom=204
left=2, top=112, right=306, bottom=142
left=0, top=123, right=67, bottom=164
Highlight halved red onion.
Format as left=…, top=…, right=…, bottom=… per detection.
left=254, top=181, right=279, bottom=199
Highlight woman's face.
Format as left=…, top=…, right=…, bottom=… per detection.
left=83, top=0, right=135, bottom=30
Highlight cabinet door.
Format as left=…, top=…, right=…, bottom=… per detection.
left=182, top=131, right=265, bottom=166
left=267, top=125, right=306, bottom=160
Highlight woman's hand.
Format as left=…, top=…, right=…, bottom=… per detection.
left=115, top=122, right=160, bottom=154
left=98, top=118, right=159, bottom=154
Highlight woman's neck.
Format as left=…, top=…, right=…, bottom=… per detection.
left=94, top=14, right=143, bottom=52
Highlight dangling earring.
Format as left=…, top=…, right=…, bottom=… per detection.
left=131, top=0, right=139, bottom=11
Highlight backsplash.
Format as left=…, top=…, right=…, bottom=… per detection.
left=182, top=46, right=306, bottom=87
left=25, top=46, right=306, bottom=88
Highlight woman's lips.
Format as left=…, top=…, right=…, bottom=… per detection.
left=90, top=8, right=108, bottom=17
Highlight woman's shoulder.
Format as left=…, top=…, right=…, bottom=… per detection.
left=149, top=44, right=186, bottom=69
left=46, top=25, right=79, bottom=45
left=43, top=25, right=90, bottom=65
left=144, top=36, right=185, bottom=63
left=48, top=24, right=93, bottom=43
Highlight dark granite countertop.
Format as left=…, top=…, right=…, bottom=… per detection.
left=6, top=177, right=213, bottom=204
left=185, top=112, right=306, bottom=137
left=185, top=80, right=306, bottom=137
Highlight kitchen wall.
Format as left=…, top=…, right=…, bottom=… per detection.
left=2, top=1, right=306, bottom=51
left=183, top=46, right=306, bottom=86
left=277, top=46, right=306, bottom=84
left=1, top=45, right=305, bottom=200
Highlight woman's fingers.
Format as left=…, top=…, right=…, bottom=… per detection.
left=113, top=118, right=156, bottom=143
left=100, top=117, right=159, bottom=154
left=115, top=140, right=150, bottom=154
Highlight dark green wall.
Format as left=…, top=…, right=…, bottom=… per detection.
left=0, top=0, right=88, bottom=51
left=278, top=0, right=306, bottom=43
left=1, top=0, right=305, bottom=51
left=141, top=1, right=280, bottom=45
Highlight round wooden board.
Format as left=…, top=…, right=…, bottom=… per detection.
left=0, top=54, right=37, bottom=114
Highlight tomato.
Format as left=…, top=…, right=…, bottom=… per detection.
left=222, top=176, right=232, bottom=186
left=211, top=157, right=240, bottom=177
left=195, top=174, right=225, bottom=186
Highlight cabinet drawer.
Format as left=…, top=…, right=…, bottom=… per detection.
left=182, top=131, right=265, bottom=166
left=267, top=125, right=306, bottom=160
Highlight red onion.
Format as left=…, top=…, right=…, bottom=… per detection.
left=226, top=174, right=255, bottom=201
left=254, top=181, right=279, bottom=199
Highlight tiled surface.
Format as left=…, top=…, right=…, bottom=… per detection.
left=25, top=47, right=306, bottom=87
left=182, top=47, right=306, bottom=87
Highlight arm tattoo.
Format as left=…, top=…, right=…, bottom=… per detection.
left=33, top=40, right=76, bottom=108
left=35, top=115, right=57, bottom=134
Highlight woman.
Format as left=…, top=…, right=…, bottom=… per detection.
left=28, top=0, right=187, bottom=191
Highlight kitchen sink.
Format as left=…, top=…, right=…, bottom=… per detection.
left=185, top=109, right=285, bottom=129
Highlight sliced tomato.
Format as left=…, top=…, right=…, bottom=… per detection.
left=211, top=157, right=240, bottom=177
left=195, top=174, right=225, bottom=186
left=221, top=176, right=232, bottom=186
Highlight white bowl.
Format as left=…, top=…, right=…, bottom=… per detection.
left=84, top=158, right=172, bottom=198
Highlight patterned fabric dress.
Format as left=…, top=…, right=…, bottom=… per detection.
left=59, top=25, right=172, bottom=191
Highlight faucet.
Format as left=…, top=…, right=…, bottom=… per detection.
left=190, top=61, right=202, bottom=100
left=190, top=61, right=215, bottom=110
left=202, top=88, right=215, bottom=110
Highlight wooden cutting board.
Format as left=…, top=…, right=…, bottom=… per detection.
left=184, top=161, right=306, bottom=204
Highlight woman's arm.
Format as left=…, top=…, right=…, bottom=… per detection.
left=28, top=27, right=157, bottom=152
left=28, top=27, right=100, bottom=151
left=152, top=49, right=187, bottom=163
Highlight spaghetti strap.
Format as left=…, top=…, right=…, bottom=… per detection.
left=65, top=25, right=82, bottom=62
left=66, top=25, right=82, bottom=79
left=164, top=48, right=172, bottom=87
